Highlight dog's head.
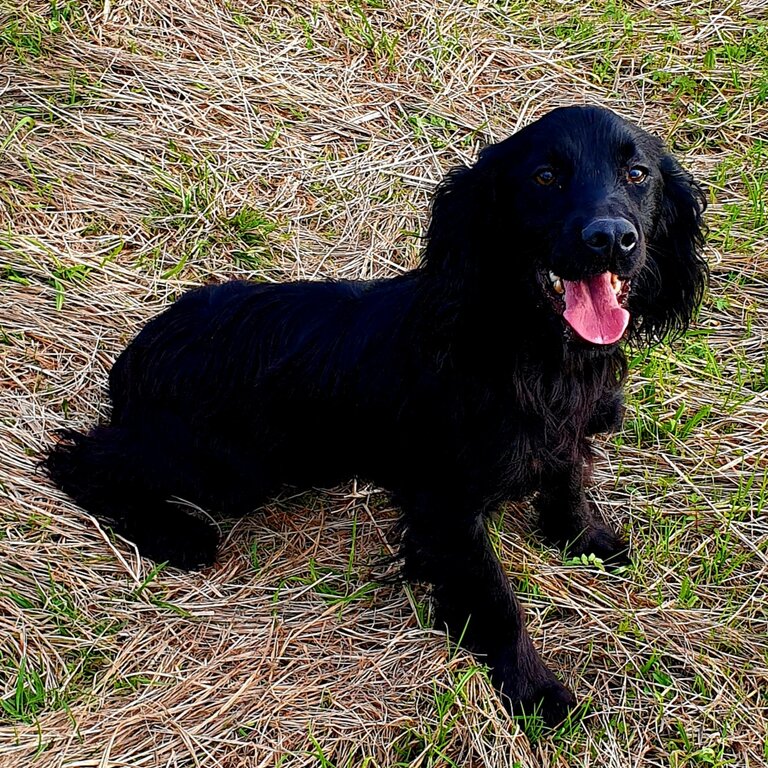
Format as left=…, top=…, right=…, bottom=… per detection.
left=423, top=105, right=707, bottom=349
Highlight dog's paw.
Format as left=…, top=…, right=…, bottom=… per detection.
left=568, top=522, right=630, bottom=569
left=137, top=534, right=218, bottom=570
left=164, top=539, right=219, bottom=570
left=492, top=653, right=578, bottom=730
left=128, top=509, right=220, bottom=571
left=522, top=679, right=578, bottom=729
left=499, top=675, right=578, bottom=729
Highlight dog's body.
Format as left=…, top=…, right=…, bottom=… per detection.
left=45, top=106, right=706, bottom=726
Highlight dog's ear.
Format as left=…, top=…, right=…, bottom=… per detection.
left=422, top=142, right=509, bottom=279
left=422, top=163, right=486, bottom=278
left=632, top=152, right=708, bottom=341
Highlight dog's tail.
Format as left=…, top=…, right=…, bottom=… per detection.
left=42, top=427, right=219, bottom=569
left=44, top=427, right=138, bottom=515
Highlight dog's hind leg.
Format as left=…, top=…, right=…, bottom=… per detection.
left=400, top=498, right=576, bottom=727
left=43, top=423, right=222, bottom=569
left=535, top=463, right=629, bottom=566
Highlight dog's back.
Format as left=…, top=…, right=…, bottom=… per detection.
left=43, top=275, right=429, bottom=567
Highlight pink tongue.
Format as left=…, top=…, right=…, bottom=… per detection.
left=562, top=272, right=630, bottom=345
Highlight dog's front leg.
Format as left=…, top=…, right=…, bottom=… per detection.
left=585, top=389, right=624, bottom=436
left=401, top=504, right=576, bottom=727
left=535, top=463, right=629, bottom=566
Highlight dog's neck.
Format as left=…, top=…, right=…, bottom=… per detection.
left=408, top=266, right=627, bottom=384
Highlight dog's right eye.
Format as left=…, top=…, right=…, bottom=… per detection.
left=534, top=167, right=556, bottom=186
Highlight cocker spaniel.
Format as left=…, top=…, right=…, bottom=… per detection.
left=45, top=105, right=707, bottom=726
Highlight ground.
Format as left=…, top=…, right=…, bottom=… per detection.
left=0, top=1, right=766, bottom=766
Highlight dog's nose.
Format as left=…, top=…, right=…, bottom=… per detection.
left=582, top=218, right=638, bottom=259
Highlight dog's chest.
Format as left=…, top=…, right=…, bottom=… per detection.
left=474, top=372, right=607, bottom=488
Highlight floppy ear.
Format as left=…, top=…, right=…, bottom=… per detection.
left=632, top=153, right=708, bottom=341
left=421, top=162, right=492, bottom=279
left=420, top=135, right=520, bottom=278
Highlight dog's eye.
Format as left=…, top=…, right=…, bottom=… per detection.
left=534, top=167, right=556, bottom=186
left=627, top=166, right=648, bottom=184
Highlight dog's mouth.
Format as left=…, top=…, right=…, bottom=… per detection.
left=546, top=270, right=631, bottom=345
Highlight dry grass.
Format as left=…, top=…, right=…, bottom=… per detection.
left=1, top=1, right=767, bottom=766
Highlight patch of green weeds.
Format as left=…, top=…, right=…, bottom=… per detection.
left=1, top=238, right=96, bottom=308
left=730, top=468, right=768, bottom=519
left=634, top=504, right=696, bottom=569
left=424, top=20, right=464, bottom=71
left=0, top=116, right=35, bottom=154
left=532, top=3, right=654, bottom=88
left=553, top=17, right=598, bottom=44
left=708, top=140, right=768, bottom=252
left=226, top=206, right=279, bottom=270
left=0, top=1, right=83, bottom=61
left=542, top=700, right=591, bottom=758
left=146, top=142, right=229, bottom=232
left=405, top=113, right=459, bottom=150
left=249, top=540, right=261, bottom=572
left=694, top=528, right=753, bottom=587
left=278, top=558, right=379, bottom=609
left=131, top=562, right=192, bottom=617
left=564, top=552, right=606, bottom=570
left=271, top=515, right=378, bottom=613
left=617, top=614, right=645, bottom=641
left=516, top=565, right=542, bottom=599
left=0, top=656, right=50, bottom=724
left=160, top=236, right=212, bottom=280
left=403, top=583, right=431, bottom=629
left=261, top=120, right=283, bottom=149
left=112, top=673, right=157, bottom=693
left=305, top=728, right=376, bottom=767
left=146, top=144, right=283, bottom=276
left=621, top=336, right=721, bottom=451
left=1, top=266, right=32, bottom=286
left=339, top=1, right=398, bottom=70
left=0, top=572, right=121, bottom=725
left=495, top=690, right=591, bottom=751
left=292, top=10, right=320, bottom=51
left=149, top=166, right=217, bottom=227
left=667, top=719, right=740, bottom=767
left=677, top=574, right=698, bottom=608
left=4, top=156, right=58, bottom=207
left=635, top=651, right=675, bottom=703
left=391, top=664, right=486, bottom=766
left=50, top=262, right=91, bottom=310
left=0, top=18, right=44, bottom=60
left=703, top=24, right=768, bottom=96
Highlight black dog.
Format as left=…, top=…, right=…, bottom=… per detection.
left=44, top=106, right=706, bottom=726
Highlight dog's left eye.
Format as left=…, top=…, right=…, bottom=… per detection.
left=534, top=167, right=557, bottom=186
left=626, top=166, right=648, bottom=184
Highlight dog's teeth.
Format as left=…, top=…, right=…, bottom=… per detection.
left=548, top=271, right=564, bottom=294
left=611, top=273, right=622, bottom=294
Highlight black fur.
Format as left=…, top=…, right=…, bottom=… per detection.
left=43, top=106, right=707, bottom=726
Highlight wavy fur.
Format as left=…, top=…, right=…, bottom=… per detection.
left=44, top=106, right=707, bottom=726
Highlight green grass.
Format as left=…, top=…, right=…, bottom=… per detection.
left=227, top=206, right=280, bottom=269
left=391, top=665, right=488, bottom=767
left=0, top=573, right=120, bottom=727
left=339, top=1, right=399, bottom=70
left=0, top=1, right=84, bottom=61
left=0, top=657, right=50, bottom=725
